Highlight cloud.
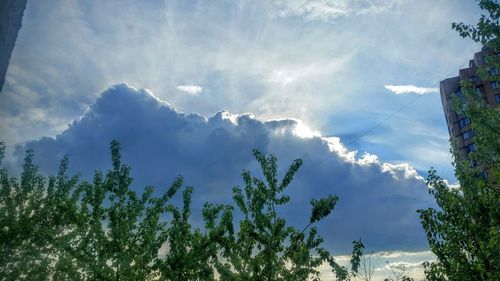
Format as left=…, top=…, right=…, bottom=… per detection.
left=0, top=0, right=481, bottom=188
left=377, top=250, right=433, bottom=259
left=319, top=250, right=434, bottom=280
left=376, top=260, right=430, bottom=280
left=272, top=0, right=402, bottom=21
left=380, top=261, right=424, bottom=271
left=177, top=84, right=202, bottom=95
left=384, top=85, right=438, bottom=95
left=15, top=84, right=435, bottom=254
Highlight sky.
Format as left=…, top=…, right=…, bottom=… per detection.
left=0, top=0, right=484, bottom=279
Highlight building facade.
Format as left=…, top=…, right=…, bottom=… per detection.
left=440, top=47, right=500, bottom=162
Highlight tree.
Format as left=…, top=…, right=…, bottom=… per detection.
left=0, top=143, right=81, bottom=280
left=0, top=142, right=361, bottom=280
left=213, top=149, right=362, bottom=281
left=0, top=141, right=215, bottom=281
left=154, top=188, right=232, bottom=280
left=418, top=1, right=500, bottom=280
left=64, top=140, right=227, bottom=280
left=71, top=140, right=189, bottom=280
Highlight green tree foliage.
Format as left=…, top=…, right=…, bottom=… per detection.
left=213, top=150, right=361, bottom=281
left=0, top=140, right=227, bottom=281
left=71, top=140, right=190, bottom=280
left=155, top=187, right=232, bottom=280
left=0, top=142, right=362, bottom=280
left=418, top=1, right=500, bottom=280
left=0, top=144, right=81, bottom=280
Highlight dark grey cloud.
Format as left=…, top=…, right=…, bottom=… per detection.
left=16, top=84, right=434, bottom=253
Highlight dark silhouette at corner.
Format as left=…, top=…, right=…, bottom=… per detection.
left=0, top=0, right=27, bottom=93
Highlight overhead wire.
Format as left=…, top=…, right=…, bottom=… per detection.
left=294, top=61, right=470, bottom=178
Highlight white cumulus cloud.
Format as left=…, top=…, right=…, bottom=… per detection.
left=384, top=85, right=438, bottom=95
left=176, top=84, right=202, bottom=95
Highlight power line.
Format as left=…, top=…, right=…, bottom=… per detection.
left=344, top=93, right=423, bottom=147
left=343, top=62, right=468, bottom=148
left=295, top=61, right=469, bottom=177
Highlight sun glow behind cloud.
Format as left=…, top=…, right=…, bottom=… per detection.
left=293, top=119, right=321, bottom=138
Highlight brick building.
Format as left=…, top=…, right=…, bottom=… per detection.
left=440, top=47, right=500, bottom=163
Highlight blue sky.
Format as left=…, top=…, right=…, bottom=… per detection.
left=0, top=0, right=484, bottom=279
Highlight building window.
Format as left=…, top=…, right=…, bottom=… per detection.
left=458, top=117, right=471, bottom=128
left=462, top=129, right=474, bottom=140
left=496, top=94, right=500, bottom=103
left=490, top=67, right=499, bottom=76
left=491, top=81, right=499, bottom=90
left=466, top=143, right=477, bottom=153
left=470, top=76, right=477, bottom=82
